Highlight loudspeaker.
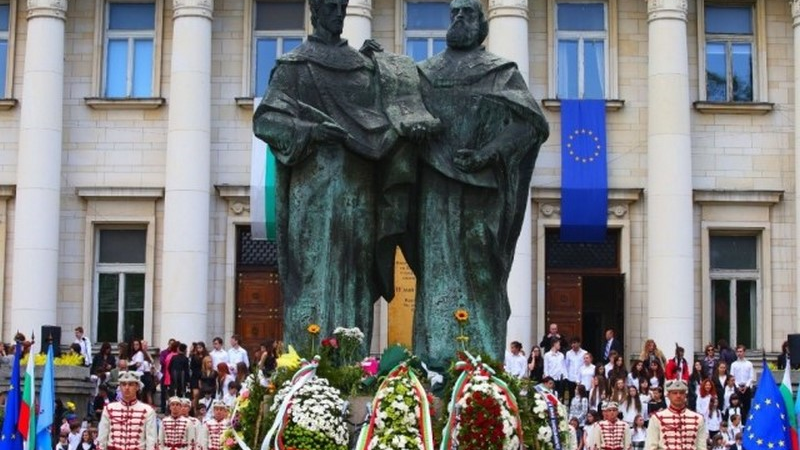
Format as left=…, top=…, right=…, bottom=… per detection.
left=789, top=334, right=800, bottom=365
left=41, top=325, right=62, bottom=357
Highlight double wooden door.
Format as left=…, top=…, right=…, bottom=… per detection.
left=236, top=270, right=283, bottom=358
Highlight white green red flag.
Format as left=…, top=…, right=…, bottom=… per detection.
left=17, top=349, right=35, bottom=450
left=781, top=355, right=799, bottom=450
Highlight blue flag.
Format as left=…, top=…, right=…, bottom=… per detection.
left=744, top=359, right=791, bottom=450
left=560, top=99, right=608, bottom=242
left=35, top=344, right=54, bottom=450
left=0, top=342, right=23, bottom=450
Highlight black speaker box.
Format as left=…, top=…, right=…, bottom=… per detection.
left=41, top=325, right=62, bottom=357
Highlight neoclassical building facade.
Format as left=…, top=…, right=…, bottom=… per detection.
left=0, top=0, right=796, bottom=359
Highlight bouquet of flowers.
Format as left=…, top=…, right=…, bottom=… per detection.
left=260, top=358, right=349, bottom=450
left=441, top=352, right=522, bottom=450
left=354, top=363, right=434, bottom=450
left=333, top=327, right=365, bottom=366
left=527, top=387, right=571, bottom=450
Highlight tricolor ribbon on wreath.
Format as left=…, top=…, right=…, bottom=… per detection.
left=225, top=356, right=321, bottom=450
left=354, top=362, right=435, bottom=450
left=439, top=352, right=523, bottom=450
left=534, top=384, right=563, bottom=450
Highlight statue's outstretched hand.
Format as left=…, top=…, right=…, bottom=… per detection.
left=312, top=121, right=349, bottom=144
left=454, top=148, right=494, bottom=172
left=360, top=39, right=384, bottom=57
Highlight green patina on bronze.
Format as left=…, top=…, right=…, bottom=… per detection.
left=253, top=0, right=549, bottom=368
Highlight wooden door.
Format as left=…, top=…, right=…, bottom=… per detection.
left=236, top=270, right=283, bottom=358
left=545, top=274, right=583, bottom=341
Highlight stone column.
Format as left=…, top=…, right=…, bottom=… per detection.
left=646, top=0, right=694, bottom=356
left=342, top=0, right=371, bottom=50
left=9, top=0, right=68, bottom=342
left=793, top=0, right=800, bottom=336
left=160, top=0, right=213, bottom=344
left=487, top=0, right=534, bottom=350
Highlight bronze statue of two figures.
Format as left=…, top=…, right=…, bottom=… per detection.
left=253, top=0, right=550, bottom=370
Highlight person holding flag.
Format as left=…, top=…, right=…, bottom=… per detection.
left=646, top=380, right=707, bottom=450
left=0, top=341, right=23, bottom=450
left=745, top=354, right=793, bottom=450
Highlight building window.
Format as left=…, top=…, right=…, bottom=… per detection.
left=404, top=2, right=449, bottom=62
left=0, top=2, right=9, bottom=97
left=94, top=229, right=147, bottom=343
left=710, top=235, right=758, bottom=349
left=252, top=0, right=304, bottom=97
left=103, top=2, right=156, bottom=98
left=555, top=2, right=607, bottom=99
left=704, top=4, right=754, bottom=102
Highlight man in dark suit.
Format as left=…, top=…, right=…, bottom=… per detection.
left=540, top=323, right=568, bottom=353
left=601, top=328, right=623, bottom=364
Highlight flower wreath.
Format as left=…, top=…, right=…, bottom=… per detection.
left=528, top=386, right=571, bottom=450
left=441, top=352, right=522, bottom=450
left=261, top=356, right=349, bottom=450
left=354, top=362, right=434, bottom=450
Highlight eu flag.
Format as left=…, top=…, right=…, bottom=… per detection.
left=744, top=359, right=791, bottom=450
left=560, top=99, right=608, bottom=242
left=0, top=342, right=23, bottom=450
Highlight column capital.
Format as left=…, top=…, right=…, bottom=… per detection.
left=173, top=0, right=213, bottom=19
left=27, top=0, right=67, bottom=20
left=347, top=0, right=372, bottom=20
left=647, top=0, right=687, bottom=22
left=791, top=0, right=800, bottom=27
left=488, top=0, right=528, bottom=20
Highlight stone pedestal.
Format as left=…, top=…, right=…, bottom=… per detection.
left=0, top=365, right=95, bottom=419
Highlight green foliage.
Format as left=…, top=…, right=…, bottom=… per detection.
left=282, top=422, right=347, bottom=450
left=315, top=360, right=366, bottom=397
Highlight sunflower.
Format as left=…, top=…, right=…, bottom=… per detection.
left=307, top=323, right=321, bottom=335
left=454, top=309, right=470, bottom=323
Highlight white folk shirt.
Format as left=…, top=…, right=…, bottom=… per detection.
left=544, top=349, right=567, bottom=380
left=504, top=352, right=527, bottom=379
left=97, top=399, right=157, bottom=450
left=566, top=348, right=588, bottom=383
left=729, top=359, right=755, bottom=389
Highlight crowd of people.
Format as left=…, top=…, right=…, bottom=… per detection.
left=504, top=323, right=767, bottom=450
left=50, top=328, right=282, bottom=450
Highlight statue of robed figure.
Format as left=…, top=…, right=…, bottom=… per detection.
left=252, top=0, right=438, bottom=351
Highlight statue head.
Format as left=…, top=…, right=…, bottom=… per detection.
left=446, top=0, right=489, bottom=50
left=310, top=0, right=349, bottom=38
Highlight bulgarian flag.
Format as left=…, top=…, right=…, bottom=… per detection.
left=250, top=98, right=277, bottom=241
left=17, top=350, right=35, bottom=450
left=781, top=355, right=798, bottom=450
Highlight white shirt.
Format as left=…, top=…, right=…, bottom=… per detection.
left=209, top=349, right=229, bottom=371
left=579, top=363, right=596, bottom=391
left=730, top=358, right=755, bottom=388
left=544, top=349, right=566, bottom=380
left=504, top=352, right=528, bottom=379
left=74, top=335, right=92, bottom=366
left=565, top=348, right=587, bottom=383
left=227, top=346, right=250, bottom=372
